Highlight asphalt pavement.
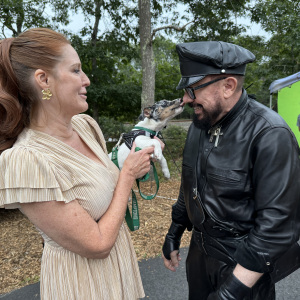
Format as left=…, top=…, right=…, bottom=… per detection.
left=1, top=247, right=300, bottom=300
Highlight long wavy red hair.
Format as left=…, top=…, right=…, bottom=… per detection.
left=0, top=28, right=70, bottom=153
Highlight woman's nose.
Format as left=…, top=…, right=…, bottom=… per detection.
left=82, top=72, right=90, bottom=87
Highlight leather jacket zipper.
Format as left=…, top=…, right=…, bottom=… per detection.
left=198, top=145, right=237, bottom=234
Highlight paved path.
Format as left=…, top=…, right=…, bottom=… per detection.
left=1, top=247, right=300, bottom=299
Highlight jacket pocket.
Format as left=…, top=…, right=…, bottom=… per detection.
left=207, top=168, right=244, bottom=186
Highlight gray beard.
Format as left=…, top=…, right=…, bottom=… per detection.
left=190, top=100, right=223, bottom=131
left=192, top=113, right=211, bottom=130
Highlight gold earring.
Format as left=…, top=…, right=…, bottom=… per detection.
left=42, top=88, right=52, bottom=100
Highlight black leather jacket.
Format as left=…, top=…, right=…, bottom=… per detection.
left=172, top=90, right=300, bottom=273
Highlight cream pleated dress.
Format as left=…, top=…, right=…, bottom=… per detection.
left=0, top=114, right=145, bottom=300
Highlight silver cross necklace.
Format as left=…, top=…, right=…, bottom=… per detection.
left=208, top=126, right=223, bottom=147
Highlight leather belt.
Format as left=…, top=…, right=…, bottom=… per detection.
left=195, top=217, right=247, bottom=238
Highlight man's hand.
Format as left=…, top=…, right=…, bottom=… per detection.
left=162, top=222, right=185, bottom=267
left=162, top=250, right=181, bottom=272
left=233, top=263, right=263, bottom=288
left=207, top=272, right=251, bottom=300
left=207, top=264, right=263, bottom=300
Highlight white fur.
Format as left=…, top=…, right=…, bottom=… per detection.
left=108, top=99, right=183, bottom=179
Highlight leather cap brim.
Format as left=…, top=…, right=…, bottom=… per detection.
left=176, top=75, right=206, bottom=90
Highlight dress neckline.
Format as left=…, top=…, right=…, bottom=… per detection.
left=26, top=122, right=108, bottom=168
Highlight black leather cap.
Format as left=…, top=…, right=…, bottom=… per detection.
left=176, top=41, right=255, bottom=90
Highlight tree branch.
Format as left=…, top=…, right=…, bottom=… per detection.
left=151, top=19, right=195, bottom=40
left=4, top=22, right=18, bottom=37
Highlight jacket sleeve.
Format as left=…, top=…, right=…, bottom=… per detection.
left=234, top=126, right=300, bottom=273
left=162, top=180, right=193, bottom=259
left=171, top=181, right=193, bottom=231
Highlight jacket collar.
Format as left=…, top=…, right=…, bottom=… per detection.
left=210, top=89, right=248, bottom=131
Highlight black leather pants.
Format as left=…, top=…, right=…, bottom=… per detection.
left=186, top=232, right=275, bottom=300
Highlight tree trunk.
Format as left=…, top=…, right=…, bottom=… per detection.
left=139, top=0, right=155, bottom=110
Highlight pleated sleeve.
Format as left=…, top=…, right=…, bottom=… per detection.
left=0, top=147, right=76, bottom=209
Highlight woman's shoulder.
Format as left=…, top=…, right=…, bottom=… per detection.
left=0, top=142, right=52, bottom=177
left=72, top=114, right=99, bottom=129
left=0, top=142, right=72, bottom=208
left=72, top=113, right=101, bottom=138
left=1, top=132, right=42, bottom=161
left=72, top=114, right=107, bottom=153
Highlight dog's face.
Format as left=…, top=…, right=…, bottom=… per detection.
left=139, top=98, right=184, bottom=122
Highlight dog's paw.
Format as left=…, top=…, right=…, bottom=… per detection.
left=162, top=168, right=170, bottom=179
left=154, top=148, right=162, bottom=160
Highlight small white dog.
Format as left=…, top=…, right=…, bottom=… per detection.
left=109, top=98, right=184, bottom=179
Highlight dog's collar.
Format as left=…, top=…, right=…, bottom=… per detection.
left=133, top=126, right=159, bottom=137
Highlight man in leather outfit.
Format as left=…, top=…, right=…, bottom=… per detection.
left=162, top=41, right=300, bottom=300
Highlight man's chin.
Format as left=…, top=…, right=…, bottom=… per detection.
left=192, top=114, right=211, bottom=130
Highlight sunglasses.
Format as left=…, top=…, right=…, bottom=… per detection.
left=185, top=77, right=227, bottom=100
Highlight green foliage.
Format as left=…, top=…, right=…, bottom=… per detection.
left=0, top=0, right=70, bottom=37
left=70, top=0, right=139, bottom=43
left=70, top=31, right=142, bottom=121
left=246, top=0, right=300, bottom=108
left=160, top=125, right=187, bottom=160
left=3, top=0, right=300, bottom=118
left=249, top=0, right=300, bottom=77
left=231, top=35, right=271, bottom=107
left=152, top=36, right=194, bottom=118
left=178, top=105, right=193, bottom=119
left=177, top=0, right=251, bottom=42
left=97, top=116, right=133, bottom=152
left=153, top=36, right=183, bottom=101
left=156, top=125, right=187, bottom=179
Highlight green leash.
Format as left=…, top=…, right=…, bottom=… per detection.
left=111, top=145, right=160, bottom=231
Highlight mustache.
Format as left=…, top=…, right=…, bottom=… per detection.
left=188, top=103, right=203, bottom=108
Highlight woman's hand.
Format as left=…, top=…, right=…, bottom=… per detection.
left=153, top=136, right=165, bottom=151
left=122, top=142, right=154, bottom=179
left=150, top=136, right=165, bottom=162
